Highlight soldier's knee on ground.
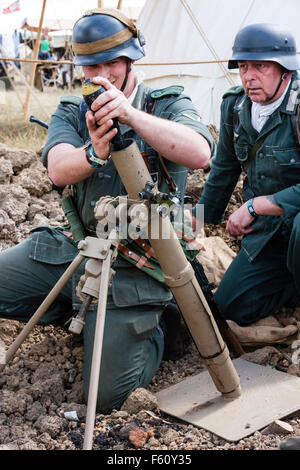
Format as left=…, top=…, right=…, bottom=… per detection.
left=214, top=285, right=276, bottom=326
left=83, top=380, right=128, bottom=414
left=82, top=306, right=165, bottom=414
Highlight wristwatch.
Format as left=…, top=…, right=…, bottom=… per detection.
left=247, top=198, right=258, bottom=218
left=84, top=142, right=110, bottom=168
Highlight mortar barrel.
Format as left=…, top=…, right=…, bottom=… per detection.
left=111, top=140, right=241, bottom=397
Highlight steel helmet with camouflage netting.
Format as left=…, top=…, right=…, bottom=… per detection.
left=72, top=8, right=146, bottom=66
left=228, top=22, right=300, bottom=71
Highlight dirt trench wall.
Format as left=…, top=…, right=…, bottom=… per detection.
left=0, top=144, right=66, bottom=249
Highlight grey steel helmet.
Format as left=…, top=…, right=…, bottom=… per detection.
left=72, top=8, right=145, bottom=66
left=228, top=23, right=300, bottom=70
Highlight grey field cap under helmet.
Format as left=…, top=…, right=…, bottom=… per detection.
left=228, top=22, right=300, bottom=71
left=72, top=8, right=146, bottom=66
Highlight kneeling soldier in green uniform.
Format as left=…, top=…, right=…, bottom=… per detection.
left=193, top=23, right=300, bottom=327
left=0, top=9, right=214, bottom=412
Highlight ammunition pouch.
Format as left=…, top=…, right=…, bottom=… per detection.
left=118, top=226, right=201, bottom=284
left=61, top=195, right=86, bottom=244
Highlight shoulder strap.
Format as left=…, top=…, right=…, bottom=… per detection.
left=243, top=134, right=269, bottom=172
left=78, top=99, right=89, bottom=141
left=232, top=92, right=247, bottom=128
left=223, top=85, right=244, bottom=100
left=145, top=89, right=178, bottom=194
left=149, top=85, right=184, bottom=99
left=290, top=102, right=300, bottom=160
left=60, top=96, right=82, bottom=106
left=232, top=93, right=270, bottom=172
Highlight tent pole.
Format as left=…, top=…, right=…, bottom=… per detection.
left=23, top=0, right=47, bottom=120
left=98, top=0, right=103, bottom=8
left=117, top=1, right=123, bottom=9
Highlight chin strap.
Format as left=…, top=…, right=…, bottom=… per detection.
left=120, top=59, right=132, bottom=92
left=265, top=72, right=288, bottom=102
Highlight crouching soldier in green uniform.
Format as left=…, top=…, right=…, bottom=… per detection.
left=0, top=9, right=215, bottom=412
left=193, top=23, right=300, bottom=326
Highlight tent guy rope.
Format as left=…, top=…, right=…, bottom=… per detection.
left=180, top=0, right=235, bottom=86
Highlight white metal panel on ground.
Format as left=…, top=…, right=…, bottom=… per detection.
left=156, top=358, right=300, bottom=441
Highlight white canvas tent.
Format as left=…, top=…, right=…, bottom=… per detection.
left=137, top=0, right=300, bottom=127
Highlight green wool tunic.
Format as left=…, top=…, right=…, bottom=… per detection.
left=194, top=72, right=300, bottom=325
left=0, top=82, right=214, bottom=412
left=41, top=82, right=215, bottom=309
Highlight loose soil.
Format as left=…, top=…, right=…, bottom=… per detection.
left=0, top=127, right=300, bottom=452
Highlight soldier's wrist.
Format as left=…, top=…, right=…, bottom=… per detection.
left=247, top=198, right=259, bottom=218
left=84, top=142, right=110, bottom=168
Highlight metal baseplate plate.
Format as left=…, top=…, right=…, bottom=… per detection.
left=156, top=358, right=300, bottom=441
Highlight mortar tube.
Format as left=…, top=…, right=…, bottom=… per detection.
left=110, top=139, right=241, bottom=398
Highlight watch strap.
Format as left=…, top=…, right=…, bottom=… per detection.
left=85, top=143, right=109, bottom=168
left=247, top=198, right=258, bottom=218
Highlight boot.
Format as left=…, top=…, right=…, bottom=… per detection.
left=226, top=316, right=298, bottom=346
left=279, top=437, right=300, bottom=450
left=286, top=293, right=300, bottom=308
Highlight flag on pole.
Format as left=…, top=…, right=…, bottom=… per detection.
left=2, top=0, right=21, bottom=14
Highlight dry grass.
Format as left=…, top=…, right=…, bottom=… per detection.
left=0, top=83, right=82, bottom=151
left=0, top=117, right=48, bottom=151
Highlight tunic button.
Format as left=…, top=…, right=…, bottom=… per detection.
left=258, top=152, right=264, bottom=158
left=261, top=175, right=266, bottom=180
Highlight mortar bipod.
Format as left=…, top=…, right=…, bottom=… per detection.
left=68, top=237, right=117, bottom=335
left=73, top=236, right=119, bottom=451
left=0, top=234, right=119, bottom=451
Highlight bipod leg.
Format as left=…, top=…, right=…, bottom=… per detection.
left=4, top=253, right=84, bottom=364
left=83, top=248, right=113, bottom=450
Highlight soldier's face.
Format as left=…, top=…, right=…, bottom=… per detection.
left=83, top=57, right=129, bottom=90
left=238, top=61, right=287, bottom=104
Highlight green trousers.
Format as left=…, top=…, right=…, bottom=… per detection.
left=215, top=213, right=300, bottom=326
left=0, top=229, right=165, bottom=413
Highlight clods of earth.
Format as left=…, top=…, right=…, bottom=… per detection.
left=1, top=142, right=300, bottom=450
